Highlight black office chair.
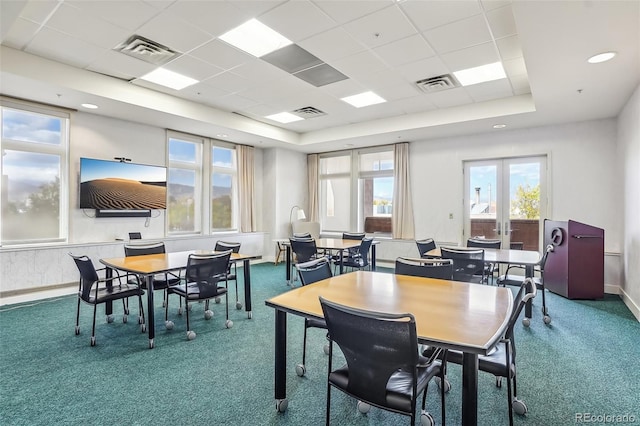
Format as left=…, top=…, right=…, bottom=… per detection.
left=394, top=257, right=454, bottom=280
left=320, top=297, right=447, bottom=426
left=294, top=257, right=333, bottom=377
left=440, top=278, right=538, bottom=426
left=415, top=238, right=437, bottom=258
left=334, top=237, right=373, bottom=273
left=214, top=241, right=243, bottom=310
left=167, top=251, right=233, bottom=340
left=497, top=244, right=554, bottom=324
left=467, top=237, right=501, bottom=284
left=290, top=237, right=323, bottom=284
left=123, top=241, right=181, bottom=310
left=69, top=253, right=146, bottom=346
left=439, top=247, right=486, bottom=284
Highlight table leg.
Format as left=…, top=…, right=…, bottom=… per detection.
left=371, top=244, right=377, bottom=271
left=339, top=250, right=344, bottom=274
left=243, top=259, right=252, bottom=319
left=146, top=275, right=155, bottom=349
left=274, top=309, right=288, bottom=412
left=105, top=267, right=113, bottom=316
left=286, top=246, right=292, bottom=283
left=461, top=352, right=479, bottom=426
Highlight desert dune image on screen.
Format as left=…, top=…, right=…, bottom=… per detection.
left=79, top=158, right=167, bottom=210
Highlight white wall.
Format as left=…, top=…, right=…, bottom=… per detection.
left=618, top=84, right=640, bottom=319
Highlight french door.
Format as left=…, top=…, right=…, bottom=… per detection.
left=463, top=156, right=547, bottom=252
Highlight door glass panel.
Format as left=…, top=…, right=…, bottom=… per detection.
left=508, top=162, right=541, bottom=251
left=468, top=164, right=498, bottom=239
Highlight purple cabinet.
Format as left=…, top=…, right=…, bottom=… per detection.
left=543, top=219, right=604, bottom=299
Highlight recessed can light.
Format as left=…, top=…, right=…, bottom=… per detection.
left=493, top=124, right=507, bottom=129
left=81, top=103, right=98, bottom=109
left=587, top=52, right=616, bottom=64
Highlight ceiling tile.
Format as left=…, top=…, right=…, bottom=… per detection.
left=312, top=0, right=391, bottom=25
left=509, top=74, right=531, bottom=95
left=424, top=14, right=493, bottom=54
left=67, top=0, right=162, bottom=32
left=298, top=27, right=364, bottom=62
left=211, top=93, right=260, bottom=112
left=425, top=87, right=474, bottom=109
left=136, top=10, right=213, bottom=54
left=26, top=27, right=104, bottom=69
left=318, top=78, right=367, bottom=99
left=260, top=0, right=338, bottom=42
left=165, top=0, right=249, bottom=38
left=440, top=42, right=500, bottom=71
left=200, top=71, right=251, bottom=94
left=393, top=95, right=437, bottom=114
left=87, top=50, right=157, bottom=80
left=189, top=40, right=253, bottom=71
left=262, top=44, right=323, bottom=74
left=486, top=5, right=517, bottom=39
left=331, top=50, right=389, bottom=79
left=294, top=63, right=349, bottom=87
left=18, top=0, right=61, bottom=25
left=230, top=57, right=291, bottom=82
left=374, top=81, right=422, bottom=102
left=503, top=57, right=528, bottom=77
left=495, top=35, right=522, bottom=61
left=464, top=79, right=513, bottom=102
left=394, top=56, right=450, bottom=84
left=342, top=5, right=418, bottom=49
left=480, top=0, right=513, bottom=12
left=400, top=0, right=482, bottom=32
left=373, top=34, right=436, bottom=67
left=164, top=54, right=225, bottom=81
left=351, top=67, right=407, bottom=92
left=1, top=17, right=39, bottom=50
left=179, top=82, right=230, bottom=103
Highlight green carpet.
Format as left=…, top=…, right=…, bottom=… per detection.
left=1, top=263, right=638, bottom=425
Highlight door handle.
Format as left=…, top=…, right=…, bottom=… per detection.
left=492, top=222, right=501, bottom=236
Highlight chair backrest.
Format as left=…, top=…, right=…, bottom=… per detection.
left=439, top=247, right=485, bottom=283
left=215, top=241, right=241, bottom=253
left=289, top=237, right=318, bottom=264
left=416, top=238, right=437, bottom=258
left=467, top=237, right=501, bottom=249
left=342, top=232, right=365, bottom=240
left=292, top=232, right=312, bottom=238
left=320, top=296, right=419, bottom=409
left=185, top=251, right=232, bottom=297
left=395, top=257, right=453, bottom=280
left=124, top=241, right=166, bottom=256
left=296, top=257, right=332, bottom=285
left=69, top=253, right=99, bottom=301
left=509, top=241, right=524, bottom=250
left=354, top=237, right=374, bottom=267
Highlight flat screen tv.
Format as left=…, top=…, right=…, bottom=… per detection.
left=79, top=157, right=167, bottom=211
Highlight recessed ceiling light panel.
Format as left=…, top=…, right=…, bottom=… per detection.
left=139, top=68, right=199, bottom=90
left=453, top=62, right=506, bottom=86
left=265, top=112, right=304, bottom=123
left=219, top=19, right=292, bottom=57
left=341, top=91, right=386, bottom=108
left=587, top=51, right=616, bottom=64
left=81, top=103, right=98, bottom=109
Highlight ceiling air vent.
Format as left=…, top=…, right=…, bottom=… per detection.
left=292, top=106, right=327, bottom=118
left=114, top=35, right=179, bottom=65
left=415, top=74, right=460, bottom=93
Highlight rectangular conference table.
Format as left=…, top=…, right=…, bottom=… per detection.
left=100, top=250, right=257, bottom=349
left=265, top=271, right=513, bottom=425
left=284, top=238, right=378, bottom=281
left=427, top=247, right=541, bottom=322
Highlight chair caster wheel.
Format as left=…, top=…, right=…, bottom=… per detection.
left=177, top=307, right=183, bottom=315
left=204, top=310, right=214, bottom=320
left=141, top=324, right=146, bottom=333
left=107, top=315, right=114, bottom=323
left=276, top=398, right=288, bottom=413
left=420, top=410, right=435, bottom=426
left=543, top=315, right=552, bottom=325
left=124, top=307, right=130, bottom=315
left=513, top=398, right=528, bottom=415
left=225, top=319, right=233, bottom=329
left=90, top=337, right=96, bottom=346
left=436, top=376, right=451, bottom=393
left=149, top=339, right=154, bottom=349
left=165, top=320, right=174, bottom=330
left=75, top=326, right=80, bottom=335
left=295, top=364, right=306, bottom=377
left=522, top=317, right=531, bottom=327
left=187, top=330, right=196, bottom=340
left=215, top=297, right=221, bottom=304
left=123, top=315, right=128, bottom=323
left=138, top=316, right=144, bottom=324
left=323, top=344, right=330, bottom=355
left=496, top=377, right=503, bottom=388
left=235, top=302, right=243, bottom=310
left=357, top=401, right=370, bottom=414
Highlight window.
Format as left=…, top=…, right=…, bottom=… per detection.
left=1, top=102, right=69, bottom=245
left=166, top=132, right=238, bottom=235
left=168, top=135, right=202, bottom=234
left=319, top=147, right=393, bottom=233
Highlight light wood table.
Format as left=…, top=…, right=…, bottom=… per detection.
left=100, top=250, right=257, bottom=349
left=284, top=238, right=378, bottom=281
left=265, top=271, right=513, bottom=425
left=427, top=247, right=541, bottom=324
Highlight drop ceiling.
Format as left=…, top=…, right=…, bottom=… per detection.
left=1, top=0, right=638, bottom=153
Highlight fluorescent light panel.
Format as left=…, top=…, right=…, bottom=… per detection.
left=453, top=62, right=506, bottom=86
left=219, top=19, right=292, bottom=57
left=265, top=112, right=304, bottom=123
left=140, top=68, right=199, bottom=90
left=341, top=91, right=386, bottom=108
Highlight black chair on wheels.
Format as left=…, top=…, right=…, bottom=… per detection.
left=498, top=244, right=555, bottom=324
left=439, top=247, right=486, bottom=284
left=214, top=241, right=243, bottom=310
left=294, top=257, right=333, bottom=377
left=290, top=237, right=323, bottom=284
left=123, top=241, right=181, bottom=309
left=415, top=238, right=437, bottom=258
left=69, top=253, right=146, bottom=346
left=320, top=296, right=447, bottom=426
left=167, top=251, right=233, bottom=340
left=439, top=278, right=538, bottom=426
left=394, top=257, right=453, bottom=280
left=467, top=237, right=501, bottom=284
left=334, top=237, right=373, bottom=273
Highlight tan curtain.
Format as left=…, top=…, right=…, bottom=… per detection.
left=307, top=154, right=319, bottom=223
left=237, top=145, right=255, bottom=232
left=392, top=142, right=415, bottom=239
